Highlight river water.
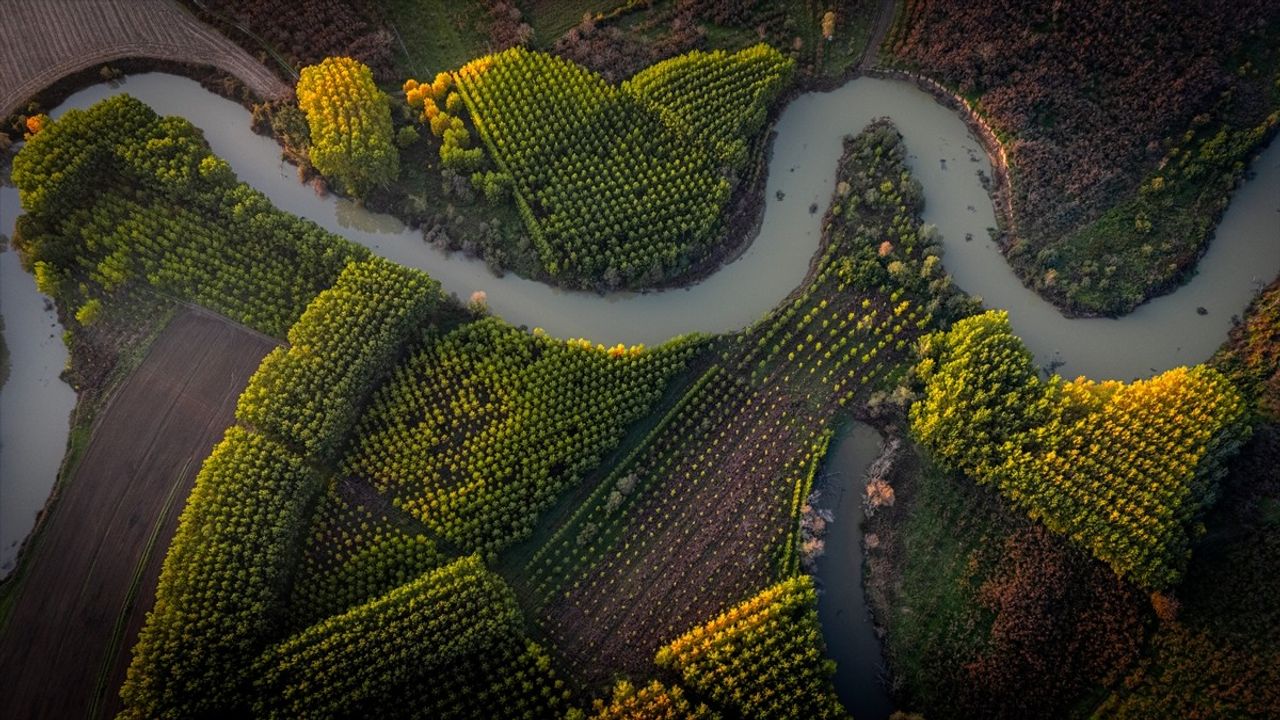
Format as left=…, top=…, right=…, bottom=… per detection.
left=0, top=72, right=1276, bottom=710
left=0, top=189, right=77, bottom=578
left=814, top=423, right=895, bottom=720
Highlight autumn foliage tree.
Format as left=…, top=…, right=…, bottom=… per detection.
left=296, top=56, right=399, bottom=198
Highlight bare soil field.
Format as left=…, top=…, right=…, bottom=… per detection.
left=0, top=310, right=278, bottom=719
left=0, top=0, right=287, bottom=117
left=533, top=377, right=829, bottom=684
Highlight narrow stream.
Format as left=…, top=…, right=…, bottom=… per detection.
left=815, top=423, right=894, bottom=720
left=0, top=72, right=1275, bottom=711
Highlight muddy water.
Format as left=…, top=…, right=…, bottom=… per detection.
left=815, top=423, right=895, bottom=720
left=929, top=140, right=1280, bottom=381
left=0, top=189, right=77, bottom=578
left=0, top=71, right=1276, bottom=702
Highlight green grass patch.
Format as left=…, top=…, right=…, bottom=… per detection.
left=379, top=0, right=491, bottom=77
left=526, top=0, right=613, bottom=45
left=884, top=455, right=999, bottom=700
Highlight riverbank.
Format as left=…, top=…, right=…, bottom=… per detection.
left=812, top=422, right=897, bottom=720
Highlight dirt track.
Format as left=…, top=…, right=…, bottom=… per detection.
left=0, top=310, right=278, bottom=720
left=0, top=0, right=288, bottom=117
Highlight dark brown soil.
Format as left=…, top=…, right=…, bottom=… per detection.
left=0, top=309, right=277, bottom=720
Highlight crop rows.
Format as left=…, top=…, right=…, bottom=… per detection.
left=423, top=45, right=790, bottom=288
left=525, top=120, right=944, bottom=681
left=236, top=257, right=441, bottom=464
left=584, top=680, right=717, bottom=720
left=287, top=478, right=446, bottom=630
left=0, top=0, right=287, bottom=118
left=119, top=428, right=320, bottom=719
left=912, top=311, right=1251, bottom=588
left=624, top=45, right=793, bottom=169
left=453, top=47, right=725, bottom=287
left=120, top=260, right=448, bottom=717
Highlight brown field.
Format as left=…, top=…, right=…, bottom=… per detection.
left=0, top=310, right=278, bottom=720
left=0, top=0, right=288, bottom=117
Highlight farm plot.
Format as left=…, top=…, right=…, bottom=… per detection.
left=0, top=0, right=287, bottom=117
left=523, top=118, right=962, bottom=683
left=0, top=310, right=278, bottom=720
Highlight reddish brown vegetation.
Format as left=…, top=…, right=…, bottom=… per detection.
left=963, top=526, right=1144, bottom=717
left=201, top=0, right=396, bottom=81
left=484, top=1, right=534, bottom=51
left=675, top=0, right=759, bottom=26
left=1214, top=276, right=1280, bottom=420
left=552, top=13, right=704, bottom=84
left=889, top=0, right=1276, bottom=238
left=1100, top=425, right=1280, bottom=717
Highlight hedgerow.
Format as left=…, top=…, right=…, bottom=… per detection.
left=119, top=428, right=319, bottom=719
left=235, top=257, right=441, bottom=464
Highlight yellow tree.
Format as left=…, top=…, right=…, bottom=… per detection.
left=296, top=57, right=399, bottom=198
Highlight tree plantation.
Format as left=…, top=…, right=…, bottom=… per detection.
left=406, top=45, right=792, bottom=289
left=296, top=57, right=400, bottom=199
left=911, top=311, right=1250, bottom=588
left=2, top=3, right=1278, bottom=719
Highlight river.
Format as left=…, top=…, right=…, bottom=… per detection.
left=0, top=72, right=1276, bottom=713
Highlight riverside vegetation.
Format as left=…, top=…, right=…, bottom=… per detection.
left=12, top=92, right=973, bottom=716
left=405, top=44, right=792, bottom=289
left=5, top=18, right=1277, bottom=717
left=885, top=0, right=1280, bottom=315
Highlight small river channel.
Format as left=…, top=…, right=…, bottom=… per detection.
left=0, top=72, right=1276, bottom=711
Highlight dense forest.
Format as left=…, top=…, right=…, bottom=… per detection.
left=886, top=0, right=1280, bottom=314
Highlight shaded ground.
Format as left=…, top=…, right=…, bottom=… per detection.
left=0, top=310, right=278, bottom=720
left=0, top=0, right=287, bottom=116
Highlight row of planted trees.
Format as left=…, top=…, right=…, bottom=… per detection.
left=235, top=257, right=441, bottom=464
left=286, top=480, right=446, bottom=630
left=521, top=120, right=958, bottom=687
left=120, top=259, right=447, bottom=717
left=656, top=575, right=848, bottom=720
left=254, top=556, right=569, bottom=719
left=399, top=45, right=791, bottom=289
left=340, top=316, right=701, bottom=557
left=910, top=310, right=1251, bottom=589
left=12, top=94, right=369, bottom=337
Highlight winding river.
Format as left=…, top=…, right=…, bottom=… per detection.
left=1, top=72, right=1276, bottom=714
